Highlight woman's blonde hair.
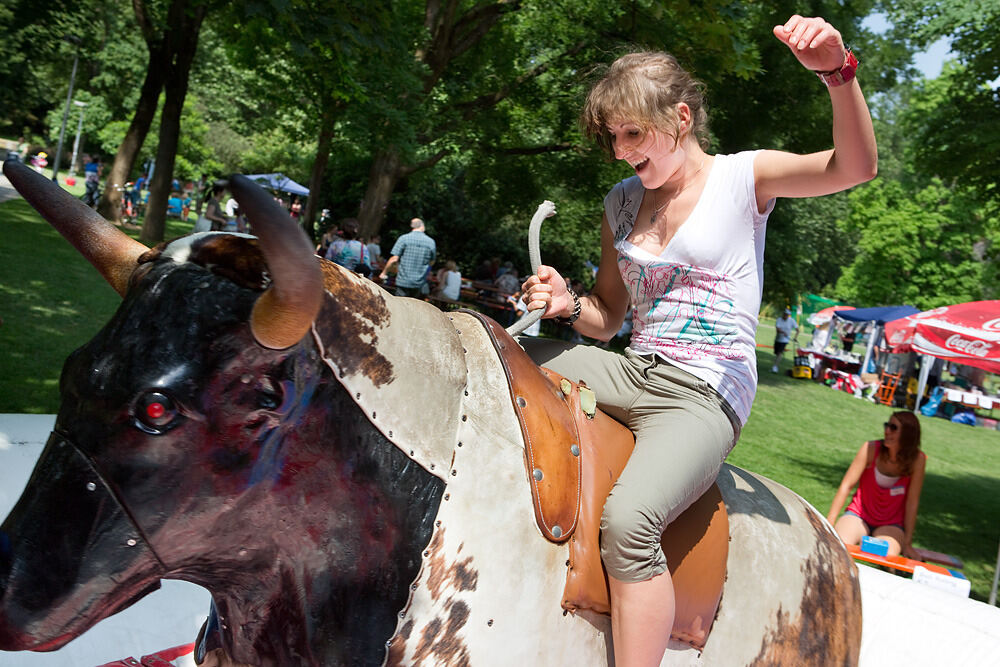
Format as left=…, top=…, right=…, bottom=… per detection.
left=581, top=51, right=710, bottom=158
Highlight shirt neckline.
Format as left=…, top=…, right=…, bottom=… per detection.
left=627, top=156, right=717, bottom=259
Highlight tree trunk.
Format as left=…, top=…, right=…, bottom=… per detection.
left=139, top=1, right=206, bottom=244
left=357, top=148, right=403, bottom=240
left=303, top=106, right=337, bottom=241
left=96, top=45, right=166, bottom=223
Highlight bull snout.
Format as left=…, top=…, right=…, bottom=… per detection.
left=0, top=433, right=164, bottom=651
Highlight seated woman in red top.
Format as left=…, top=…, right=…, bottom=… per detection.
left=827, top=411, right=927, bottom=558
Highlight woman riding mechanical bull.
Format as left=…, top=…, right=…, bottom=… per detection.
left=520, top=14, right=876, bottom=666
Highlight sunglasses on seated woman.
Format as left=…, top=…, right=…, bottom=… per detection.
left=883, top=421, right=899, bottom=431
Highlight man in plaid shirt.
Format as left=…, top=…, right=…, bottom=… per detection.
left=379, top=218, right=437, bottom=297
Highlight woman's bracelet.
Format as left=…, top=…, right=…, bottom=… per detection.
left=558, top=287, right=582, bottom=325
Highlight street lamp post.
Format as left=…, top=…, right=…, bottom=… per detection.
left=51, top=35, right=82, bottom=184
left=69, top=100, right=88, bottom=176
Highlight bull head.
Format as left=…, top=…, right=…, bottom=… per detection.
left=0, top=161, right=446, bottom=665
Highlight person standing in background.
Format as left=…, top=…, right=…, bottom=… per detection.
left=773, top=307, right=799, bottom=373
left=379, top=218, right=437, bottom=297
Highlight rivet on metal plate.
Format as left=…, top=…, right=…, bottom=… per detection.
left=533, top=468, right=543, bottom=481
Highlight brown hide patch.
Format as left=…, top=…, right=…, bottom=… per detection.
left=409, top=601, right=472, bottom=667
left=749, top=509, right=862, bottom=666
left=187, top=235, right=270, bottom=290
left=385, top=620, right=414, bottom=666
left=386, top=526, right=476, bottom=666
left=313, top=262, right=394, bottom=387
left=426, top=539, right=479, bottom=602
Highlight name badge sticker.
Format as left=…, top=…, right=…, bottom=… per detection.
left=890, top=486, right=905, bottom=496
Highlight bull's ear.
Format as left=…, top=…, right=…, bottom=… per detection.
left=3, top=159, right=148, bottom=298
left=228, top=174, right=323, bottom=349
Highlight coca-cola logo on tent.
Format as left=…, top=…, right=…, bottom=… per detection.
left=945, top=335, right=992, bottom=357
left=984, top=317, right=1000, bottom=333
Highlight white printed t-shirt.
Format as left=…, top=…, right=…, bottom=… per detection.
left=604, top=151, right=774, bottom=425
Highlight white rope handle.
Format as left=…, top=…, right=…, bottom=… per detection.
left=506, top=200, right=557, bottom=336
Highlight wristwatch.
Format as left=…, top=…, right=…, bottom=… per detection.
left=815, top=49, right=858, bottom=87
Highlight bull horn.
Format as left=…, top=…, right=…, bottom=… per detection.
left=3, top=159, right=148, bottom=297
left=229, top=174, right=323, bottom=350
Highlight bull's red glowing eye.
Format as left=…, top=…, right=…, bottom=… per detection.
left=134, top=391, right=179, bottom=433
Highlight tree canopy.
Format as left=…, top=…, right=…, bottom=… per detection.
left=2, top=0, right=995, bottom=310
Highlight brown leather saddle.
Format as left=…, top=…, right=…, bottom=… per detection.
left=468, top=312, right=729, bottom=649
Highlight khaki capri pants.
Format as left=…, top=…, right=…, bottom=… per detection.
left=521, top=339, right=740, bottom=583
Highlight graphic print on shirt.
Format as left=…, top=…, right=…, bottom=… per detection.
left=613, top=193, right=636, bottom=246
left=618, top=253, right=742, bottom=362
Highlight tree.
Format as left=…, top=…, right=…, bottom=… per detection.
left=96, top=0, right=170, bottom=223
left=349, top=0, right=773, bottom=242
left=880, top=0, right=1000, bottom=198
left=140, top=0, right=209, bottom=244
left=0, top=0, right=147, bottom=157
left=835, top=178, right=989, bottom=308
left=221, top=0, right=385, bottom=237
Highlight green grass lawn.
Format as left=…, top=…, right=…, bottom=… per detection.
left=2, top=194, right=999, bottom=602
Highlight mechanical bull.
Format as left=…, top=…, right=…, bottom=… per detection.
left=0, top=159, right=861, bottom=666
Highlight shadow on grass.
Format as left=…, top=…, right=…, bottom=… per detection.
left=0, top=200, right=121, bottom=412
left=0, top=199, right=194, bottom=413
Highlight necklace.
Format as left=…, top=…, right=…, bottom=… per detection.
left=649, top=157, right=707, bottom=225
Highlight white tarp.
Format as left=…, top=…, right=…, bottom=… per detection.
left=857, top=564, right=1000, bottom=665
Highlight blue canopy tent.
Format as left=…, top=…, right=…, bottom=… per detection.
left=833, top=305, right=921, bottom=378
left=245, top=173, right=310, bottom=197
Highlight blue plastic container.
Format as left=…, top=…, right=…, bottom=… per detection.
left=861, top=536, right=890, bottom=557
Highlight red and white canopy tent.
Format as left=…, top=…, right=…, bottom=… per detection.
left=884, top=300, right=1000, bottom=388
left=884, top=299, right=1000, bottom=606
